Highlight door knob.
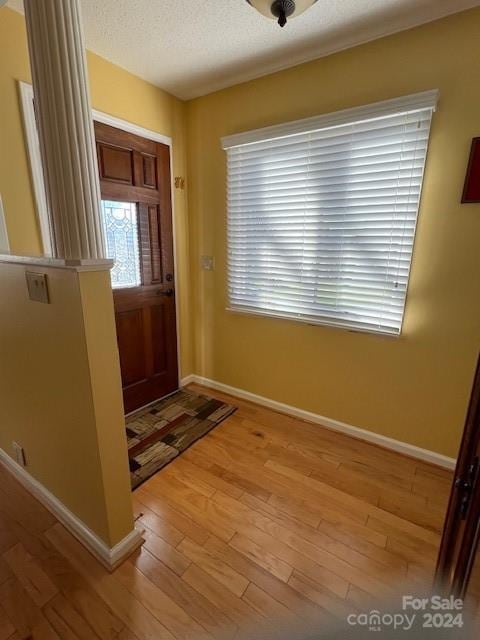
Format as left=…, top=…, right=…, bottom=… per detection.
left=157, top=288, right=174, bottom=297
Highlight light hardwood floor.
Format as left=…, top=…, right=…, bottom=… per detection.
left=0, top=384, right=453, bottom=639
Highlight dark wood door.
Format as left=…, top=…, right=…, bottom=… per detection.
left=94, top=121, right=178, bottom=414
left=436, top=354, right=480, bottom=610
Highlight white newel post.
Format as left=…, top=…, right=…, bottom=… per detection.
left=23, top=0, right=105, bottom=262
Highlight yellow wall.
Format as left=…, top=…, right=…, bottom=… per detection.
left=2, top=3, right=480, bottom=469
left=0, top=6, right=193, bottom=376
left=186, top=7, right=480, bottom=458
left=0, top=7, right=40, bottom=254
left=0, top=262, right=133, bottom=546
left=79, top=269, right=134, bottom=544
left=0, top=6, right=189, bottom=546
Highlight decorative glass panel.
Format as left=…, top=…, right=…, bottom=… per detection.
left=101, top=200, right=141, bottom=289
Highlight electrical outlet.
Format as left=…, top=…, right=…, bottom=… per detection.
left=201, top=255, right=215, bottom=271
left=12, top=442, right=26, bottom=467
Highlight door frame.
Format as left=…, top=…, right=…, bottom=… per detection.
left=19, top=80, right=183, bottom=393
left=436, top=354, right=480, bottom=596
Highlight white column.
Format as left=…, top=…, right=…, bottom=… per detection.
left=24, top=0, right=105, bottom=262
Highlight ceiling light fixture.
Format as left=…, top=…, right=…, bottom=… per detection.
left=246, top=0, right=318, bottom=28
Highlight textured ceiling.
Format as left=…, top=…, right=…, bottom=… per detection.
left=7, top=0, right=480, bottom=100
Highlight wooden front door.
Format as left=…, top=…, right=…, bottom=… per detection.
left=94, top=121, right=178, bottom=414
left=436, top=354, right=480, bottom=617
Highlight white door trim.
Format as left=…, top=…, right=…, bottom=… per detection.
left=0, top=194, right=10, bottom=253
left=19, top=81, right=53, bottom=255
left=91, top=109, right=172, bottom=147
left=19, top=80, right=184, bottom=384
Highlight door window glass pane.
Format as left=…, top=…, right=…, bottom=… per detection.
left=101, top=200, right=141, bottom=289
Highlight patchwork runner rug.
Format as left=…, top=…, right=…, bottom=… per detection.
left=126, top=389, right=236, bottom=489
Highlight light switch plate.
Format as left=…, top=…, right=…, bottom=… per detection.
left=201, top=255, right=215, bottom=271
left=26, top=271, right=50, bottom=304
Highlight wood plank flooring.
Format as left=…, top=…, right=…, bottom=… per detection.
left=0, top=383, right=453, bottom=639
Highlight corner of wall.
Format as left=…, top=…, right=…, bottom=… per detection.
left=77, top=268, right=135, bottom=547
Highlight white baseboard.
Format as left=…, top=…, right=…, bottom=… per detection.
left=180, top=374, right=196, bottom=387
left=0, top=448, right=143, bottom=570
left=185, top=375, right=457, bottom=471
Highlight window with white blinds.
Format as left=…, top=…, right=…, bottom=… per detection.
left=222, top=91, right=437, bottom=335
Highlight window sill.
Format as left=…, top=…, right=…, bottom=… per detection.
left=225, top=306, right=401, bottom=338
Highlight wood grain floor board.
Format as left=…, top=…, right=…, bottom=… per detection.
left=141, top=476, right=237, bottom=543
left=287, top=570, right=357, bottom=620
left=113, top=560, right=208, bottom=640
left=181, top=564, right=263, bottom=632
left=241, top=582, right=296, bottom=622
left=131, top=547, right=237, bottom=640
left=187, top=439, right=368, bottom=527
left=212, top=490, right=403, bottom=583
left=0, top=576, right=60, bottom=640
left=133, top=489, right=210, bottom=546
left=45, top=524, right=177, bottom=640
left=43, top=592, right=101, bottom=640
left=133, top=500, right=185, bottom=548
left=237, top=491, right=407, bottom=575
left=3, top=543, right=58, bottom=608
left=0, top=603, right=15, bottom=640
left=170, top=458, right=244, bottom=500
left=202, top=535, right=320, bottom=619
left=0, top=383, right=452, bottom=638
left=177, top=537, right=249, bottom=597
left=141, top=527, right=192, bottom=577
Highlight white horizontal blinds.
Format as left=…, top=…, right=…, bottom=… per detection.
left=225, top=102, right=435, bottom=334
